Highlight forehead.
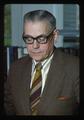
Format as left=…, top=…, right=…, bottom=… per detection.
left=24, top=20, right=51, bottom=34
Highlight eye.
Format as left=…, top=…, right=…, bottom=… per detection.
left=27, top=37, right=33, bottom=41
left=23, top=36, right=33, bottom=44
left=38, top=36, right=46, bottom=41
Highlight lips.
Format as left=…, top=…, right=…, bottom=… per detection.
left=31, top=51, right=42, bottom=54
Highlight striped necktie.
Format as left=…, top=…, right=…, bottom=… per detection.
left=30, top=63, right=42, bottom=115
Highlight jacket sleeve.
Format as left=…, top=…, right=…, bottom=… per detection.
left=74, top=60, right=80, bottom=115
left=4, top=64, right=16, bottom=115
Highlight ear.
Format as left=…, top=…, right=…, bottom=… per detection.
left=53, top=29, right=59, bottom=42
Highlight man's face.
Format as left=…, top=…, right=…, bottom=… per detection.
left=23, top=21, right=57, bottom=62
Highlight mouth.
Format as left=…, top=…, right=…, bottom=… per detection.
left=31, top=51, right=42, bottom=54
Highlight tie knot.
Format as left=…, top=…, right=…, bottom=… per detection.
left=35, top=63, right=42, bottom=71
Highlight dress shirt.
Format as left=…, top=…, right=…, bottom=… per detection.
left=30, top=53, right=54, bottom=94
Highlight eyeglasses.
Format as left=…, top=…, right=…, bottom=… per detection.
left=22, top=28, right=56, bottom=44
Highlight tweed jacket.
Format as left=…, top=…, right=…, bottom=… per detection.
left=4, top=48, right=79, bottom=115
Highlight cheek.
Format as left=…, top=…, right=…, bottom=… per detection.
left=41, top=43, right=53, bottom=55
left=46, top=41, right=54, bottom=51
left=26, top=45, right=32, bottom=52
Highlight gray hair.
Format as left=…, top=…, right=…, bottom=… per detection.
left=24, top=10, right=56, bottom=31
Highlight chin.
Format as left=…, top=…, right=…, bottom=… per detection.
left=32, top=56, right=43, bottom=62
left=34, top=58, right=42, bottom=62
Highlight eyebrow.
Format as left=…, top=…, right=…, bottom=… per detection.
left=23, top=33, right=49, bottom=38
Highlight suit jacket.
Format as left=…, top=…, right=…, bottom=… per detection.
left=4, top=48, right=79, bottom=115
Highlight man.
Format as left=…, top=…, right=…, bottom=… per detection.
left=4, top=10, right=79, bottom=115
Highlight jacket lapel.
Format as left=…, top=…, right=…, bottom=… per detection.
left=38, top=49, right=65, bottom=115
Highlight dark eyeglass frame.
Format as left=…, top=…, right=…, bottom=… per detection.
left=22, top=28, right=56, bottom=44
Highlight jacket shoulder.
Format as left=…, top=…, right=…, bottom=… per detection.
left=55, top=48, right=79, bottom=64
left=53, top=48, right=79, bottom=76
left=9, top=55, right=32, bottom=73
left=12, top=55, right=31, bottom=65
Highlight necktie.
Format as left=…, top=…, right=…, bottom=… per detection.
left=30, top=63, right=42, bottom=115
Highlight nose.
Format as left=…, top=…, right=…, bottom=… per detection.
left=33, top=40, right=40, bottom=49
